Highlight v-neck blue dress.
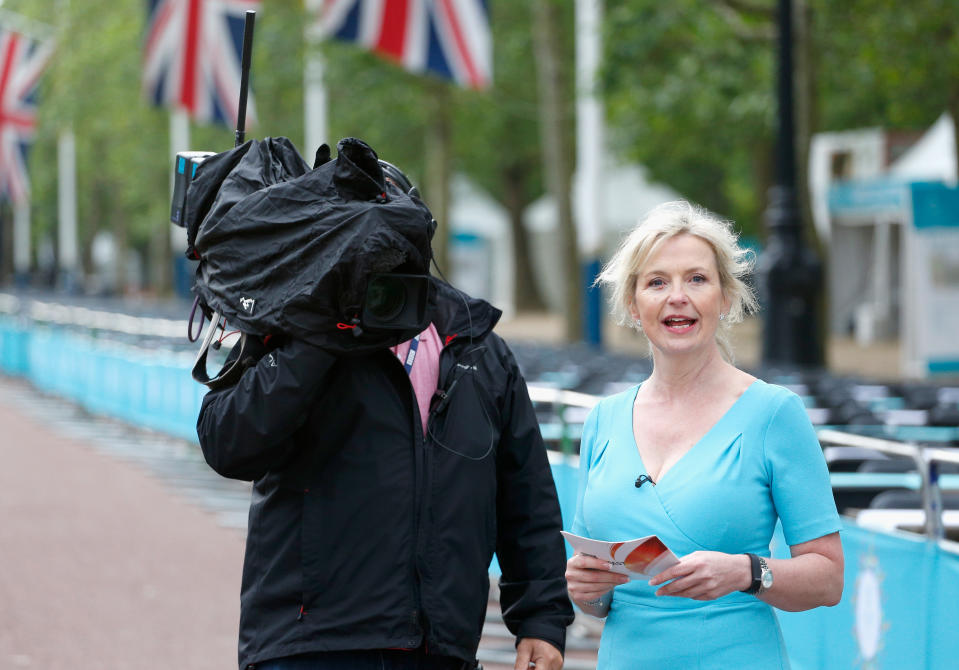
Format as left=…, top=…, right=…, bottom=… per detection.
left=571, top=380, right=841, bottom=670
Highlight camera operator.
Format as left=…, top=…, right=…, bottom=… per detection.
left=196, top=269, right=574, bottom=669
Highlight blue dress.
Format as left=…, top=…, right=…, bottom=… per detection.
left=571, top=380, right=841, bottom=670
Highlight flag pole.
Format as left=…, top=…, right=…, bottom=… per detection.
left=575, top=0, right=604, bottom=347
left=303, top=6, right=328, bottom=160
left=57, top=128, right=78, bottom=292
left=13, top=200, right=30, bottom=287
left=303, top=46, right=328, bottom=158
left=0, top=9, right=56, bottom=288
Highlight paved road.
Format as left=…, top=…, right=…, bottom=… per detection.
left=0, top=375, right=246, bottom=670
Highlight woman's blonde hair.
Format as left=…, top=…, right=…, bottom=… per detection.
left=596, top=200, right=758, bottom=361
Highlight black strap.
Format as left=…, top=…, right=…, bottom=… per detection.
left=740, top=553, right=762, bottom=594
left=191, top=312, right=264, bottom=390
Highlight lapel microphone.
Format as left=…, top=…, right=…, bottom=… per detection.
left=635, top=474, right=655, bottom=488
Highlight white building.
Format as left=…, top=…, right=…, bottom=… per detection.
left=810, top=113, right=959, bottom=376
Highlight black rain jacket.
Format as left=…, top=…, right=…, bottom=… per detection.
left=196, top=279, right=574, bottom=669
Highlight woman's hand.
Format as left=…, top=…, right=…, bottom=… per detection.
left=565, top=553, right=629, bottom=615
left=648, top=551, right=750, bottom=600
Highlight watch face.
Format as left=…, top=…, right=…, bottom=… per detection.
left=761, top=569, right=774, bottom=589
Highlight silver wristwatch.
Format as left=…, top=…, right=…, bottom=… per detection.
left=756, top=556, right=774, bottom=595
left=742, top=553, right=774, bottom=595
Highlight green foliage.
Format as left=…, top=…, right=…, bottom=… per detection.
left=15, top=0, right=169, bottom=260
left=10, top=0, right=310, bottom=279
left=315, top=0, right=564, bottom=217
left=450, top=0, right=562, bottom=206
left=318, top=39, right=432, bottom=186
left=814, top=0, right=959, bottom=131
left=603, top=0, right=775, bottom=237
left=602, top=0, right=959, bottom=240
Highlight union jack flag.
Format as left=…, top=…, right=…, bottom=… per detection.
left=142, top=0, right=260, bottom=127
left=0, top=27, right=53, bottom=205
left=312, top=0, right=491, bottom=90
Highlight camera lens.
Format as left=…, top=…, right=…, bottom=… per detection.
left=365, top=275, right=407, bottom=322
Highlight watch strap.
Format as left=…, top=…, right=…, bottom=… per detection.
left=741, top=553, right=761, bottom=594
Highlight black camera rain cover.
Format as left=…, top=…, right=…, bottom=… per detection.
left=184, top=137, right=435, bottom=354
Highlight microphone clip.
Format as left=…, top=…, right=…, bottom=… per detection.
left=635, top=474, right=655, bottom=488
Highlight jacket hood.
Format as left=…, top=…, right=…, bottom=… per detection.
left=429, top=277, right=501, bottom=344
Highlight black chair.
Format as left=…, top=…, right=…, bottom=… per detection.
left=824, top=446, right=890, bottom=472
left=869, top=490, right=959, bottom=510
left=857, top=458, right=916, bottom=474
left=928, top=403, right=959, bottom=428
left=827, top=399, right=881, bottom=426
left=896, top=385, right=941, bottom=411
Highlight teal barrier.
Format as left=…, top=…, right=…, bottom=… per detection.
left=0, top=316, right=29, bottom=375
left=1, top=319, right=204, bottom=442
left=774, top=522, right=959, bottom=669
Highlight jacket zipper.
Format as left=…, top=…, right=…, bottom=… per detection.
left=390, top=349, right=426, bottom=647
left=399, top=338, right=463, bottom=648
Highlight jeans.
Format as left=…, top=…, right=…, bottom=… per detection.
left=252, top=649, right=471, bottom=670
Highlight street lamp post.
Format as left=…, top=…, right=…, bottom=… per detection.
left=756, top=0, right=824, bottom=370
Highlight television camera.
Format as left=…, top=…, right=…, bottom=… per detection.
left=170, top=11, right=432, bottom=390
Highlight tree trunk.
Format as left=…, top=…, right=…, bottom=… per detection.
left=148, top=224, right=172, bottom=296
left=425, top=83, right=453, bottom=277
left=532, top=0, right=581, bottom=342
left=112, top=201, right=129, bottom=294
left=502, top=163, right=547, bottom=312
left=0, top=203, right=11, bottom=285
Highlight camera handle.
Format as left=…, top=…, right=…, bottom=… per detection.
left=191, top=311, right=259, bottom=391
left=186, top=11, right=258, bottom=391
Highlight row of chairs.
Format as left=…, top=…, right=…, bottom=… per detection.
left=513, top=342, right=959, bottom=540
left=513, top=341, right=959, bottom=434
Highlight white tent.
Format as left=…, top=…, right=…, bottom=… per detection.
left=889, top=112, right=957, bottom=183
left=523, top=162, right=684, bottom=310
left=447, top=174, right=515, bottom=317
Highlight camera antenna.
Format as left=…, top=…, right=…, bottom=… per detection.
left=191, top=9, right=260, bottom=390
left=234, top=10, right=255, bottom=147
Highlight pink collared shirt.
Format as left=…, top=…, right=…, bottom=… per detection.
left=390, top=323, right=444, bottom=435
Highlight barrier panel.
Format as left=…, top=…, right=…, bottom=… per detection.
left=1, top=319, right=204, bottom=443
left=775, top=522, right=959, bottom=670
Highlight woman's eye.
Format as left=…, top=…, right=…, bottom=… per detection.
left=691, top=275, right=706, bottom=284
left=648, top=278, right=665, bottom=288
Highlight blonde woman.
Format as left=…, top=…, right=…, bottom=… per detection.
left=565, top=201, right=843, bottom=669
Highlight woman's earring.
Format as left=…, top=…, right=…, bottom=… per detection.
left=719, top=313, right=727, bottom=321
left=634, top=319, right=643, bottom=330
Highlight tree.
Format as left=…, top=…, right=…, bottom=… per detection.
left=316, top=3, right=557, bottom=314
left=450, top=0, right=549, bottom=312
left=533, top=0, right=580, bottom=339
left=603, top=0, right=777, bottom=238
left=814, top=0, right=959, bottom=171
left=603, top=0, right=959, bottom=243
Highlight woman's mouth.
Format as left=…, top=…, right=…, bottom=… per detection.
left=663, top=316, right=697, bottom=332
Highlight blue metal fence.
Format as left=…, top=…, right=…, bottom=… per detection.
left=3, top=317, right=205, bottom=442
